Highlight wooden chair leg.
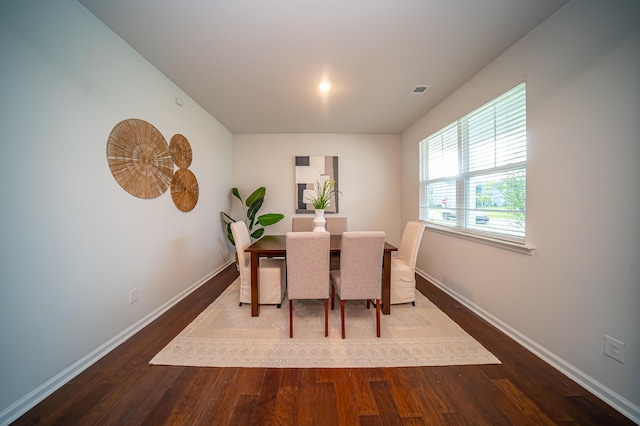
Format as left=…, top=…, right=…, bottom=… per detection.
left=289, top=299, right=293, bottom=338
left=375, top=298, right=381, bottom=338
left=340, top=300, right=346, bottom=339
left=324, top=299, right=329, bottom=337
left=331, top=284, right=335, bottom=310
left=366, top=299, right=370, bottom=309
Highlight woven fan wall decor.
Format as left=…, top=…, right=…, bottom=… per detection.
left=169, top=134, right=199, bottom=212
left=171, top=168, right=199, bottom=212
left=170, top=134, right=193, bottom=168
left=106, top=119, right=173, bottom=199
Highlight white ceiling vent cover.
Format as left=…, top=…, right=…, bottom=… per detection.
left=407, top=85, right=430, bottom=99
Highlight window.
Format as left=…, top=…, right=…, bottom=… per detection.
left=419, top=83, right=526, bottom=242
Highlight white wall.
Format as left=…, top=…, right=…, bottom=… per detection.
left=402, top=0, right=640, bottom=420
left=232, top=134, right=403, bottom=245
left=0, top=1, right=234, bottom=421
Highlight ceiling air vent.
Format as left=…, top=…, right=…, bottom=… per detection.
left=407, top=85, right=430, bottom=99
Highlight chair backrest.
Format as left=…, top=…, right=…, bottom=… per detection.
left=286, top=232, right=330, bottom=299
left=230, top=221, right=252, bottom=283
left=397, top=221, right=425, bottom=269
left=291, top=217, right=314, bottom=232
left=326, top=217, right=348, bottom=234
left=338, top=231, right=385, bottom=300
left=292, top=216, right=347, bottom=234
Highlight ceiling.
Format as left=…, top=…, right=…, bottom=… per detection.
left=78, top=0, right=568, bottom=134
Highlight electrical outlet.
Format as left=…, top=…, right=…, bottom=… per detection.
left=129, top=288, right=138, bottom=305
left=604, top=335, right=625, bottom=363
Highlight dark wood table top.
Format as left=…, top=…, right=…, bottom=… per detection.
left=245, top=234, right=397, bottom=254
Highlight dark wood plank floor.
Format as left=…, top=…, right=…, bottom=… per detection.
left=14, top=264, right=633, bottom=425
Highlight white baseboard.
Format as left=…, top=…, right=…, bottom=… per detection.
left=415, top=268, right=640, bottom=425
left=0, top=261, right=233, bottom=426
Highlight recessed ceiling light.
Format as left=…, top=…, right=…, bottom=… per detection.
left=319, top=81, right=331, bottom=92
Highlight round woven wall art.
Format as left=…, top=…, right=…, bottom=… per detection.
left=106, top=119, right=174, bottom=199
left=169, top=134, right=193, bottom=169
left=171, top=168, right=199, bottom=212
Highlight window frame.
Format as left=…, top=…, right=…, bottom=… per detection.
left=419, top=83, right=533, bottom=254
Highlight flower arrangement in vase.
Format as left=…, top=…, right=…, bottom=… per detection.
left=306, top=180, right=342, bottom=232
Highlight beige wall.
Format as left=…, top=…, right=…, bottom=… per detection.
left=402, top=0, right=640, bottom=419
left=231, top=133, right=403, bottom=246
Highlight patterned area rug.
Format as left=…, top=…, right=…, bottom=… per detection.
left=150, top=279, right=500, bottom=368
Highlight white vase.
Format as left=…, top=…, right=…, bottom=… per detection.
left=313, top=209, right=326, bottom=232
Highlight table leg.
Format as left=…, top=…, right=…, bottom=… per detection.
left=251, top=252, right=260, bottom=317
left=382, top=250, right=391, bottom=315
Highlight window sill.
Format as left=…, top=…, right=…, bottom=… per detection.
left=424, top=223, right=535, bottom=255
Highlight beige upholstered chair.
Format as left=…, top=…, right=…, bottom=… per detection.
left=326, top=217, right=348, bottom=234
left=231, top=221, right=286, bottom=308
left=291, top=217, right=314, bottom=232
left=330, top=231, right=386, bottom=338
left=390, top=221, right=425, bottom=305
left=286, top=232, right=331, bottom=338
left=327, top=217, right=347, bottom=270
left=293, top=216, right=347, bottom=270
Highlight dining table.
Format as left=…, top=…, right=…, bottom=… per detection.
left=245, top=234, right=398, bottom=317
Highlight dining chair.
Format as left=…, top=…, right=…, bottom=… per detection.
left=285, top=231, right=331, bottom=338
left=293, top=216, right=347, bottom=270
left=325, top=217, right=348, bottom=234
left=390, top=221, right=425, bottom=305
left=291, top=217, right=314, bottom=231
left=327, top=217, right=348, bottom=270
left=231, top=221, right=286, bottom=308
left=330, top=231, right=386, bottom=338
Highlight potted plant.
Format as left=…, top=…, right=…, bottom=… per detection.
left=307, top=179, right=341, bottom=210
left=305, top=180, right=342, bottom=232
left=221, top=186, right=284, bottom=246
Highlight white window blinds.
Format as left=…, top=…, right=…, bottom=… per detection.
left=419, top=83, right=527, bottom=241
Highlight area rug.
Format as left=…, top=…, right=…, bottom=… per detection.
left=150, top=279, right=500, bottom=368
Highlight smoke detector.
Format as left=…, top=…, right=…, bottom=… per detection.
left=407, top=85, right=430, bottom=99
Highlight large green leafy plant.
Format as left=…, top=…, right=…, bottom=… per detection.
left=221, top=186, right=284, bottom=246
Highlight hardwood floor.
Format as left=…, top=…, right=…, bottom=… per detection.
left=14, top=264, right=633, bottom=425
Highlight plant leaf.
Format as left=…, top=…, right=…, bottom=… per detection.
left=247, top=197, right=264, bottom=224
left=221, top=211, right=236, bottom=224
left=222, top=185, right=283, bottom=244
left=246, top=187, right=266, bottom=208
left=225, top=222, right=235, bottom=245
left=257, top=213, right=285, bottom=226
left=251, top=228, right=265, bottom=239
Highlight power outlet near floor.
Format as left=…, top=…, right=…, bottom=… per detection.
left=129, top=288, right=138, bottom=305
left=604, top=335, right=625, bottom=363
